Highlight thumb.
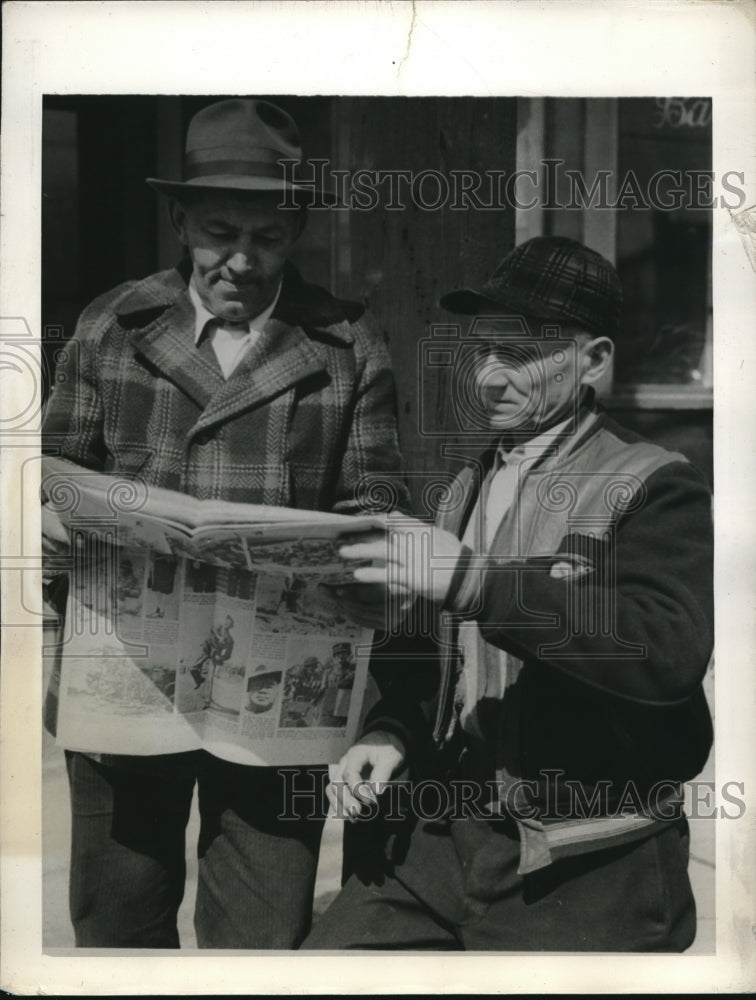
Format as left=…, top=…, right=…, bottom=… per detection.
left=341, top=752, right=369, bottom=794
left=367, top=753, right=397, bottom=787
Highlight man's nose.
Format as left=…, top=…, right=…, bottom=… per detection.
left=477, top=353, right=516, bottom=383
left=226, top=240, right=257, bottom=275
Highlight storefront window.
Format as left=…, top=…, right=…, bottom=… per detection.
left=613, top=98, right=712, bottom=402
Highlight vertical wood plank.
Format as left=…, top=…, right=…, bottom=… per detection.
left=336, top=98, right=517, bottom=512
left=583, top=98, right=618, bottom=262
left=545, top=98, right=585, bottom=242
left=515, top=97, right=545, bottom=245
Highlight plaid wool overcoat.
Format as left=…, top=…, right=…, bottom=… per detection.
left=42, top=262, right=408, bottom=749
left=43, top=261, right=408, bottom=514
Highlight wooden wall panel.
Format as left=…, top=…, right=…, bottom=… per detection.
left=333, top=97, right=517, bottom=513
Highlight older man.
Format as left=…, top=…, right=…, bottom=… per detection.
left=42, top=99, right=407, bottom=949
left=307, top=236, right=714, bottom=952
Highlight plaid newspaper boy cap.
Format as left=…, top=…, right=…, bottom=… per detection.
left=440, top=236, right=623, bottom=338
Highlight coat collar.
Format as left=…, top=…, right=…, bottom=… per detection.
left=441, top=395, right=607, bottom=539
left=114, top=260, right=360, bottom=343
left=114, top=262, right=359, bottom=424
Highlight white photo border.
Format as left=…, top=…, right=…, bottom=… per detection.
left=1, top=0, right=754, bottom=994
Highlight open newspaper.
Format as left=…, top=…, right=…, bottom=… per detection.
left=41, top=456, right=384, bottom=583
left=43, top=457, right=383, bottom=766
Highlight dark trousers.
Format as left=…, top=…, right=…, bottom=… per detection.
left=303, top=814, right=697, bottom=952
left=66, top=750, right=327, bottom=948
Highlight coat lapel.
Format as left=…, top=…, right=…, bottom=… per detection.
left=115, top=265, right=348, bottom=431
left=119, top=273, right=225, bottom=409
left=192, top=316, right=328, bottom=433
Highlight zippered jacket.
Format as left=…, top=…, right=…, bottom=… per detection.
left=364, top=400, right=713, bottom=871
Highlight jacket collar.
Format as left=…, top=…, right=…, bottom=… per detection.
left=115, top=260, right=359, bottom=343
left=114, top=262, right=355, bottom=425
left=444, top=393, right=607, bottom=539
left=476, top=389, right=604, bottom=476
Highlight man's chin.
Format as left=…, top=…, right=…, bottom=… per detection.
left=204, top=285, right=270, bottom=321
left=212, top=300, right=262, bottom=322
left=485, top=407, right=532, bottom=431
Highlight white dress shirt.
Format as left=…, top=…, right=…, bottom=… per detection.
left=455, top=415, right=574, bottom=746
left=461, top=415, right=574, bottom=552
left=188, top=278, right=282, bottom=379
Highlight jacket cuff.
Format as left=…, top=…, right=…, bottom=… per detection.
left=442, top=545, right=481, bottom=616
left=361, top=716, right=412, bottom=754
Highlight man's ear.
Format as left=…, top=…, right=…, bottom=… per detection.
left=168, top=198, right=189, bottom=244
left=580, top=336, right=614, bottom=385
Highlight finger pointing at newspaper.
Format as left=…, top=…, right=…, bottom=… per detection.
left=339, top=519, right=463, bottom=605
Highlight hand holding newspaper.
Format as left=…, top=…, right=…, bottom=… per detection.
left=42, top=458, right=591, bottom=767
left=42, top=457, right=385, bottom=766
left=41, top=456, right=386, bottom=583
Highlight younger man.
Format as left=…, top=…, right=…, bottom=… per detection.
left=42, top=98, right=407, bottom=949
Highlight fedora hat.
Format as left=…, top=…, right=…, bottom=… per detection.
left=440, top=236, right=622, bottom=338
left=146, top=98, right=333, bottom=202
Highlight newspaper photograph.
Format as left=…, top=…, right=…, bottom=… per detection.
left=53, top=547, right=371, bottom=766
